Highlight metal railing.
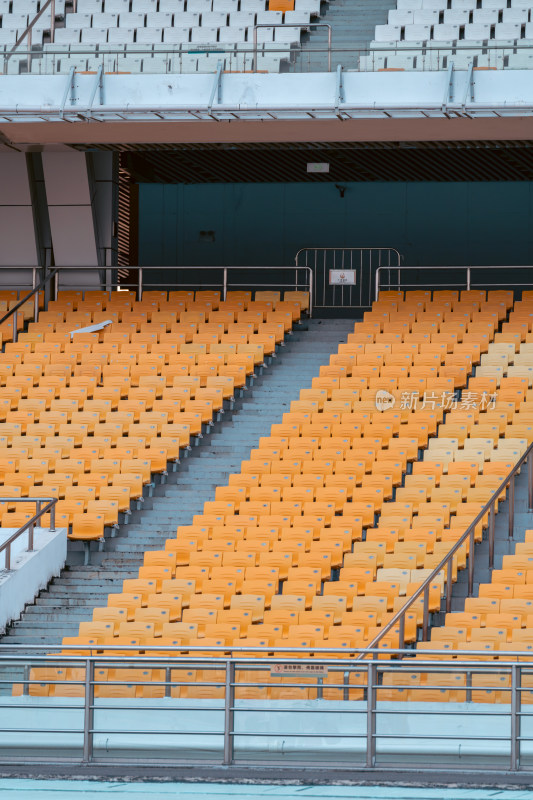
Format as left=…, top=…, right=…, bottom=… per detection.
left=4, top=0, right=56, bottom=70
left=1, top=647, right=533, bottom=771
left=0, top=268, right=57, bottom=343
left=375, top=264, right=533, bottom=301
left=0, top=497, right=57, bottom=570
left=296, top=247, right=402, bottom=310
left=358, top=443, right=533, bottom=657
left=46, top=265, right=314, bottom=316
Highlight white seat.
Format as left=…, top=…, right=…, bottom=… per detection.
left=77, top=0, right=103, bottom=12
left=104, top=0, right=129, bottom=11
left=494, top=21, right=521, bottom=37
left=187, top=0, right=213, bottom=11
left=375, top=24, right=401, bottom=41
left=451, top=0, right=477, bottom=7
left=131, top=0, right=156, bottom=9
left=212, top=0, right=239, bottom=10
left=463, top=22, right=490, bottom=38
left=136, top=26, right=162, bottom=41
left=359, top=53, right=386, bottom=70
left=173, top=11, right=200, bottom=25
left=146, top=11, right=172, bottom=26
left=444, top=9, right=469, bottom=23
left=64, top=12, right=91, bottom=27
left=421, top=0, right=443, bottom=8
left=218, top=25, right=245, bottom=41
left=158, top=0, right=185, bottom=9
left=164, top=26, right=190, bottom=42
left=397, top=0, right=423, bottom=8
left=117, top=55, right=142, bottom=71
left=388, top=9, right=414, bottom=24
left=119, top=12, right=145, bottom=26
left=141, top=54, right=167, bottom=71
left=525, top=22, right=533, bottom=36
left=108, top=26, right=134, bottom=41
left=384, top=53, right=415, bottom=68
left=247, top=24, right=273, bottom=41
left=5, top=12, right=28, bottom=28
left=201, top=11, right=228, bottom=25
left=274, top=25, right=300, bottom=42
left=507, top=50, right=533, bottom=66
left=92, top=12, right=118, bottom=26
left=414, top=9, right=439, bottom=24
left=240, top=0, right=265, bottom=9
left=54, top=27, right=81, bottom=43
left=256, top=9, right=283, bottom=22
left=230, top=11, right=254, bottom=25
left=17, top=0, right=38, bottom=13
left=190, top=25, right=218, bottom=41
left=81, top=27, right=108, bottom=42
left=177, top=53, right=199, bottom=71
left=403, top=23, right=431, bottom=39
left=293, top=0, right=320, bottom=13
left=473, top=7, right=499, bottom=22
left=0, top=29, right=18, bottom=44
left=284, top=9, right=311, bottom=23
left=503, top=8, right=528, bottom=22
left=476, top=51, right=505, bottom=66
left=432, top=23, right=459, bottom=39
left=511, top=0, right=533, bottom=7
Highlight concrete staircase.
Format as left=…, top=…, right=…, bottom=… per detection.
left=0, top=319, right=354, bottom=653
left=290, top=0, right=396, bottom=73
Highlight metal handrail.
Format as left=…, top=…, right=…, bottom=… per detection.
left=0, top=268, right=58, bottom=343
left=357, top=443, right=533, bottom=658
left=253, top=23, right=332, bottom=73
left=0, top=497, right=57, bottom=570
left=4, top=0, right=56, bottom=67
left=47, top=265, right=314, bottom=317
left=375, top=264, right=533, bottom=301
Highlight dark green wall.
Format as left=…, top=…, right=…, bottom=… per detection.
left=138, top=181, right=533, bottom=267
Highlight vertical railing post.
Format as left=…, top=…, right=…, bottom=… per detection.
left=468, top=527, right=475, bottom=596
left=375, top=267, right=381, bottom=302
left=138, top=267, right=143, bottom=301
left=12, top=309, right=17, bottom=343
left=49, top=500, right=56, bottom=533
left=33, top=268, right=39, bottom=322
left=223, top=268, right=228, bottom=302
left=509, top=476, right=515, bottom=540
left=366, top=662, right=376, bottom=767
left=327, top=23, right=332, bottom=72
left=82, top=658, right=94, bottom=764
left=422, top=585, right=430, bottom=641
left=223, top=659, right=235, bottom=765
left=489, top=503, right=496, bottom=569
left=528, top=450, right=533, bottom=511
left=510, top=663, right=520, bottom=771
left=50, top=0, right=56, bottom=42
left=308, top=268, right=313, bottom=319
left=446, top=559, right=453, bottom=613
left=5, top=542, right=10, bottom=570
left=398, top=615, right=405, bottom=654
left=466, top=266, right=471, bottom=290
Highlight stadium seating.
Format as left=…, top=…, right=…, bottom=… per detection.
left=43, top=286, right=530, bottom=700
left=361, top=0, right=533, bottom=72
left=3, top=0, right=324, bottom=75
left=0, top=288, right=307, bottom=557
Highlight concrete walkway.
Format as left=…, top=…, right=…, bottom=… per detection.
left=2, top=780, right=533, bottom=800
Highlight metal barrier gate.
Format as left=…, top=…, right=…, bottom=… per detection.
left=295, top=247, right=402, bottom=312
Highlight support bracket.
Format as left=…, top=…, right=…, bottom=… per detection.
left=462, top=61, right=475, bottom=111
left=442, top=61, right=454, bottom=112
left=59, top=65, right=75, bottom=119
left=335, top=63, right=344, bottom=117
left=208, top=61, right=223, bottom=117
left=88, top=63, right=104, bottom=114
